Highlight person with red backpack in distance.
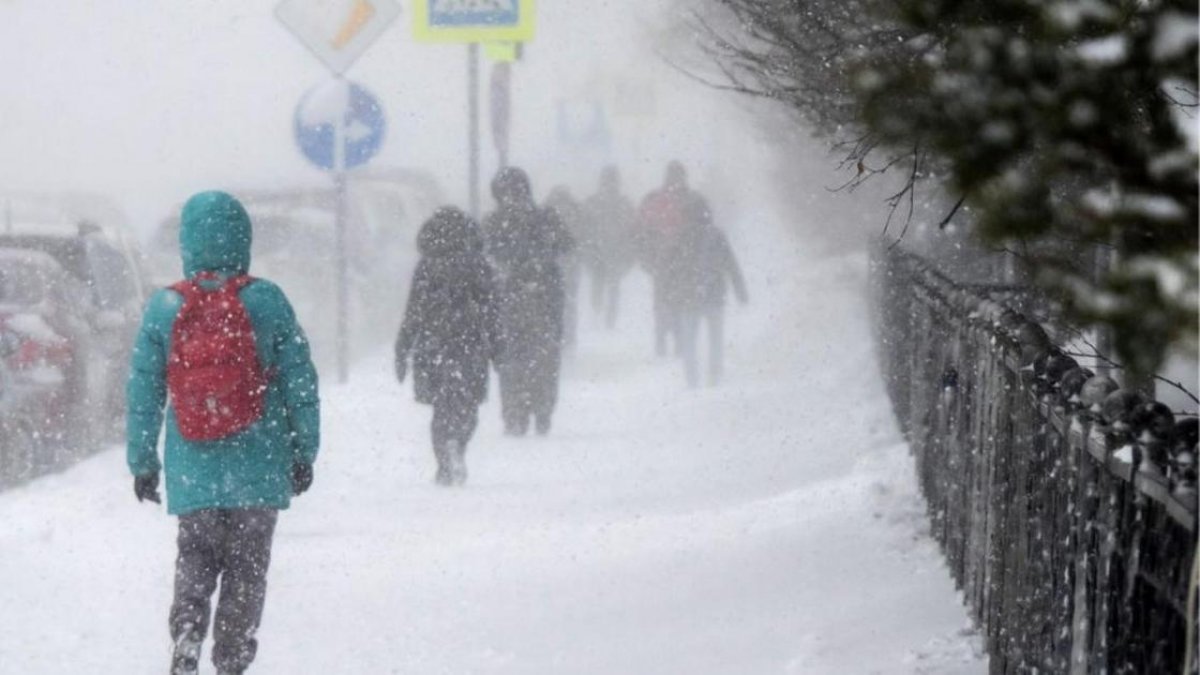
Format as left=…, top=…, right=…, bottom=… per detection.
left=636, top=161, right=708, bottom=357
left=126, top=191, right=320, bottom=675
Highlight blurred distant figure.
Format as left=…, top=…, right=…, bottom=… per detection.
left=583, top=166, right=637, bottom=329
left=664, top=201, right=748, bottom=388
left=484, top=167, right=574, bottom=436
left=395, top=207, right=499, bottom=486
left=543, top=186, right=585, bottom=349
left=127, top=191, right=320, bottom=675
left=637, top=161, right=708, bottom=356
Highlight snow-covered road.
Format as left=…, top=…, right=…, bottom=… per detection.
left=0, top=215, right=985, bottom=673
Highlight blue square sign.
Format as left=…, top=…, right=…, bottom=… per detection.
left=429, top=0, right=519, bottom=27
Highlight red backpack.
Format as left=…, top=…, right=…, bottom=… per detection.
left=166, top=273, right=268, bottom=441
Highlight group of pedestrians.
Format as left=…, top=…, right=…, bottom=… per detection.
left=545, top=161, right=749, bottom=387
left=395, top=167, right=572, bottom=486
left=123, top=161, right=747, bottom=673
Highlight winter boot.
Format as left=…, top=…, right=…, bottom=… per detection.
left=447, top=440, right=468, bottom=486
left=535, top=414, right=551, bottom=436
left=170, top=628, right=202, bottom=675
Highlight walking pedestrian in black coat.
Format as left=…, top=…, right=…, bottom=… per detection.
left=483, top=167, right=574, bottom=436
left=395, top=206, right=499, bottom=486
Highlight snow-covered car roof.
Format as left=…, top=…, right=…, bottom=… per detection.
left=0, top=191, right=142, bottom=266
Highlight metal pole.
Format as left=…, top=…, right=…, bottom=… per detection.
left=334, top=79, right=350, bottom=384
left=468, top=43, right=480, bottom=220
left=335, top=171, right=349, bottom=384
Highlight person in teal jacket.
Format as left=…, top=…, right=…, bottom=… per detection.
left=126, top=191, right=319, bottom=675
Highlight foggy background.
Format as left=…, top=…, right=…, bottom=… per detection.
left=0, top=0, right=886, bottom=252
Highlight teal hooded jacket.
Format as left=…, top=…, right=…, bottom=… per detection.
left=126, top=191, right=320, bottom=515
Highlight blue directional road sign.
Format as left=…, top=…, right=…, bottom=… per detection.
left=294, top=80, right=386, bottom=171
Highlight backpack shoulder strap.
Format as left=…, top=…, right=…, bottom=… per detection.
left=169, top=279, right=200, bottom=304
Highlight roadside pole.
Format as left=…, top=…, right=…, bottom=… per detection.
left=275, top=0, right=398, bottom=384
left=468, top=43, right=480, bottom=220
left=411, top=0, right=535, bottom=218
left=333, top=89, right=349, bottom=384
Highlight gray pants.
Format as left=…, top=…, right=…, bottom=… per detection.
left=170, top=508, right=278, bottom=673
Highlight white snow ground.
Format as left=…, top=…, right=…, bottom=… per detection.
left=0, top=214, right=986, bottom=674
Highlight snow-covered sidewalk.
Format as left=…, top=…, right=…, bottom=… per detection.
left=0, top=215, right=985, bottom=674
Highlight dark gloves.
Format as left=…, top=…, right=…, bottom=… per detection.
left=395, top=354, right=407, bottom=383
left=134, top=473, right=161, bottom=504
left=292, top=462, right=314, bottom=496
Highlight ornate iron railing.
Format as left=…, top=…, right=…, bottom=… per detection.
left=871, top=243, right=1198, bottom=675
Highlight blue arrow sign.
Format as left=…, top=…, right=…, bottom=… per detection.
left=294, top=80, right=386, bottom=171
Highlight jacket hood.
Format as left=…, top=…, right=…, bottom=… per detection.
left=491, top=166, right=533, bottom=208
left=418, top=206, right=482, bottom=258
left=179, top=191, right=252, bottom=278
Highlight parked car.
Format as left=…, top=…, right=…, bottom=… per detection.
left=0, top=215, right=146, bottom=440
left=0, top=323, right=40, bottom=485
left=0, top=249, right=86, bottom=472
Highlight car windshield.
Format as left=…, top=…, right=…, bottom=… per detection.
left=85, top=239, right=136, bottom=310
left=0, top=259, right=50, bottom=308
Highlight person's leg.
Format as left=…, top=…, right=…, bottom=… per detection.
left=677, top=310, right=701, bottom=388
left=498, top=364, right=526, bottom=436
left=533, top=345, right=562, bottom=435
left=169, top=510, right=223, bottom=674
left=446, top=396, right=479, bottom=485
left=707, top=307, right=725, bottom=386
left=516, top=361, right=536, bottom=435
left=590, top=262, right=607, bottom=312
left=430, top=403, right=454, bottom=485
left=211, top=509, right=278, bottom=675
left=452, top=398, right=480, bottom=450
left=605, top=273, right=621, bottom=329
left=653, top=279, right=669, bottom=356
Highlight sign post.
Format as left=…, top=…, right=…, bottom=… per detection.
left=292, top=80, right=387, bottom=384
left=489, top=62, right=512, bottom=169
left=276, top=0, right=397, bottom=383
left=412, top=0, right=535, bottom=219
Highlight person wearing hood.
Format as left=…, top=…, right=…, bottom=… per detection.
left=126, top=191, right=320, bottom=675
left=637, top=161, right=708, bottom=357
left=483, top=167, right=573, bottom=436
left=394, top=206, right=499, bottom=486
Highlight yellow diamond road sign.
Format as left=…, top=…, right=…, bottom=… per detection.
left=276, top=0, right=402, bottom=74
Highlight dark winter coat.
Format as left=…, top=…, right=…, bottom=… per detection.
left=662, top=219, right=748, bottom=310
left=395, top=208, right=499, bottom=406
left=483, top=169, right=574, bottom=359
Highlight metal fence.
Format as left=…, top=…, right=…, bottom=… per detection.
left=870, top=243, right=1198, bottom=675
